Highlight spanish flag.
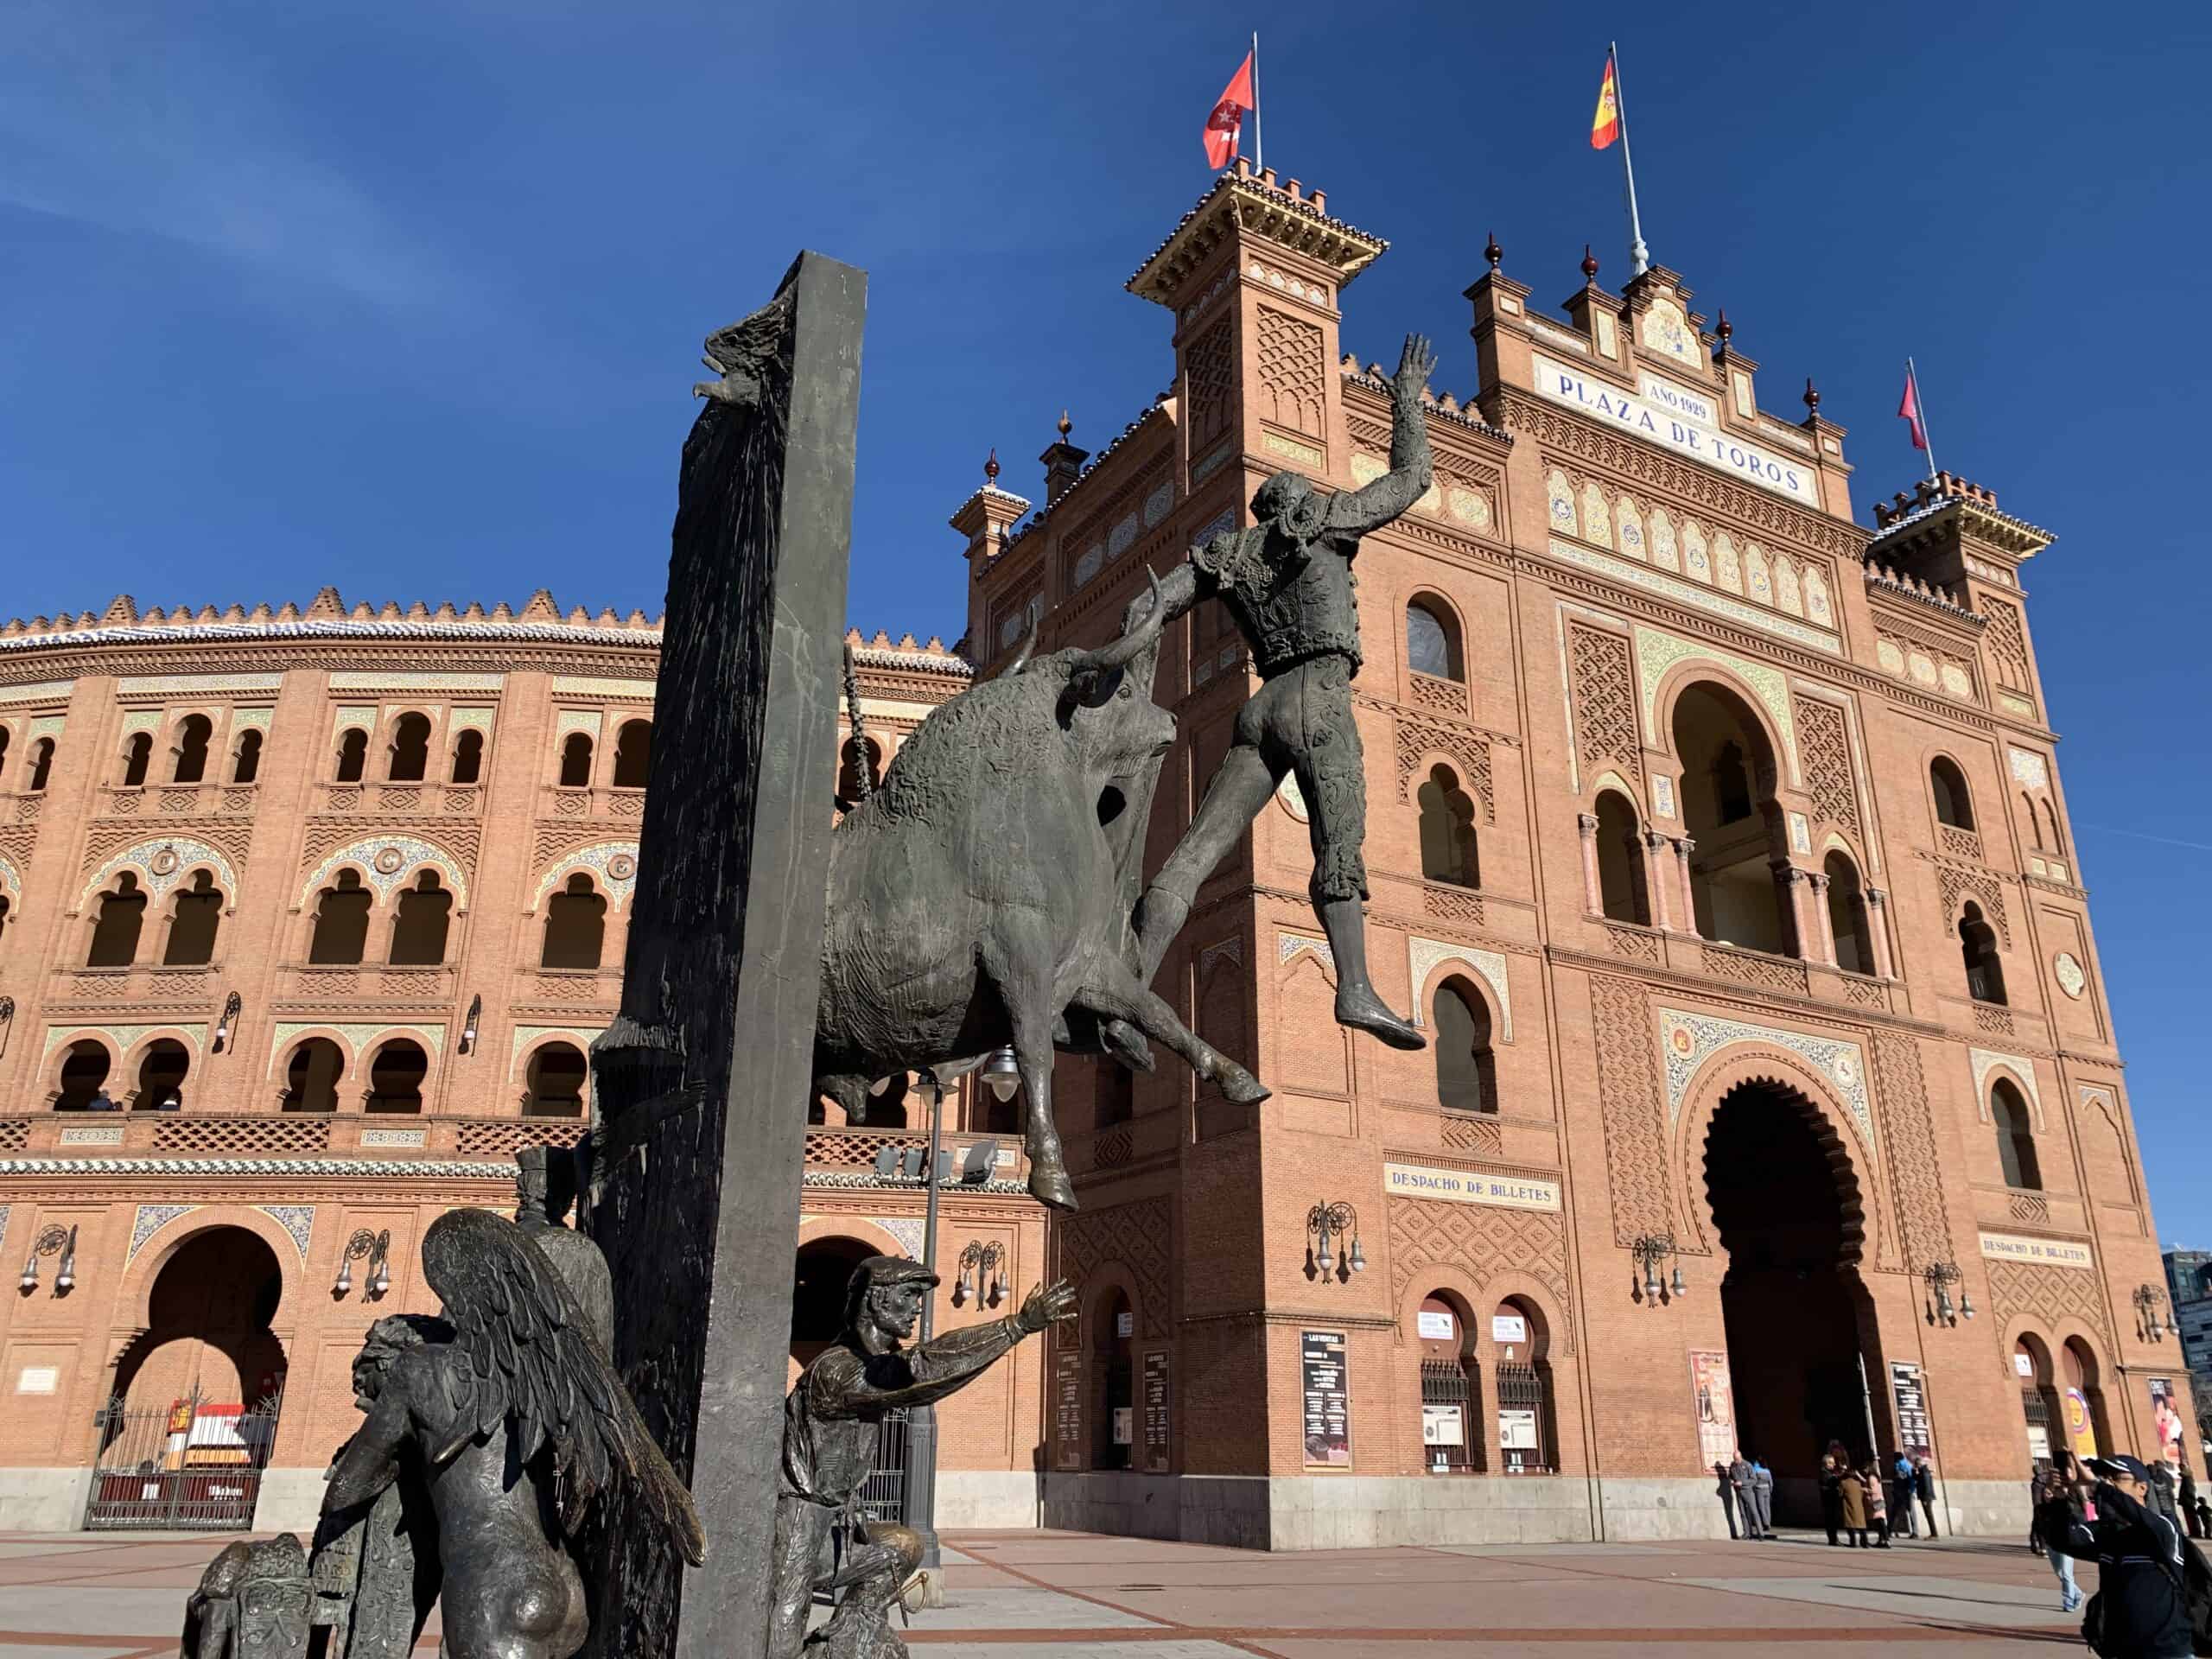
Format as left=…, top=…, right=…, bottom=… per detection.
left=1591, top=51, right=1620, bottom=149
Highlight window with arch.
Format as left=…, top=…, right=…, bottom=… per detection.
left=2022, top=791, right=2044, bottom=849
left=387, top=712, right=432, bottom=782
left=388, top=870, right=452, bottom=964
left=449, top=728, right=484, bottom=785
left=1593, top=791, right=1649, bottom=924
left=172, top=715, right=213, bottom=784
left=88, top=873, right=149, bottom=966
left=308, top=869, right=373, bottom=964
left=0, top=724, right=9, bottom=783
left=162, top=871, right=223, bottom=965
left=1433, top=978, right=1497, bottom=1116
left=134, top=1039, right=190, bottom=1110
left=1091, top=1287, right=1135, bottom=1471
left=1492, top=1296, right=1557, bottom=1474
left=2040, top=799, right=2064, bottom=855
left=523, top=1042, right=588, bottom=1117
left=122, top=731, right=153, bottom=787
left=612, top=719, right=652, bottom=788
left=1417, top=1292, right=1482, bottom=1472
left=1416, top=764, right=1480, bottom=888
left=54, top=1039, right=113, bottom=1110
left=1993, top=1079, right=2042, bottom=1190
left=231, top=728, right=263, bottom=785
left=0, top=891, right=10, bottom=950
left=1823, top=851, right=1876, bottom=976
left=334, top=728, right=368, bottom=784
left=1406, top=599, right=1462, bottom=682
left=28, top=736, right=54, bottom=791
left=1671, top=683, right=1789, bottom=955
left=836, top=736, right=882, bottom=806
left=558, top=732, right=594, bottom=788
left=281, top=1039, right=344, bottom=1112
left=541, top=873, right=607, bottom=969
left=1930, top=757, right=1974, bottom=830
left=365, top=1039, right=429, bottom=1113
left=1961, top=900, right=2005, bottom=1004
left=2061, top=1338, right=2113, bottom=1455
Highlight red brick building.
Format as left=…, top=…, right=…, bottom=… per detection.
left=0, top=160, right=2174, bottom=1548
left=963, top=162, right=2170, bottom=1547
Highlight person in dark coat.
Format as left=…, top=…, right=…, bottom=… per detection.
left=1914, top=1453, right=1940, bottom=1539
left=1727, top=1452, right=1756, bottom=1541
left=1748, top=1456, right=1776, bottom=1540
left=2041, top=1453, right=2192, bottom=1656
left=2180, top=1463, right=2202, bottom=1540
left=1713, top=1459, right=1739, bottom=1540
left=1839, top=1455, right=1870, bottom=1547
left=1820, top=1443, right=1848, bottom=1546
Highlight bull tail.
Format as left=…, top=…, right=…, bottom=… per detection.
left=842, top=639, right=873, bottom=804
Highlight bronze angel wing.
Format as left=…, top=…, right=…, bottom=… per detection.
left=418, top=1207, right=706, bottom=1565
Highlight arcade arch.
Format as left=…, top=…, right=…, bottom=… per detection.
left=1670, top=682, right=1789, bottom=955
left=111, top=1226, right=287, bottom=1419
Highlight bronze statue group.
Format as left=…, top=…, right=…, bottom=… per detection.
left=181, top=334, right=1441, bottom=1658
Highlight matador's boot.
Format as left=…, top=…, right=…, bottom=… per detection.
left=1319, top=898, right=1427, bottom=1051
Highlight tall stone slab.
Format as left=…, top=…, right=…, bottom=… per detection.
left=584, top=251, right=864, bottom=1657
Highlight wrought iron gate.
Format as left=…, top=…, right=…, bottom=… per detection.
left=858, top=1407, right=908, bottom=1525
left=86, top=1388, right=283, bottom=1530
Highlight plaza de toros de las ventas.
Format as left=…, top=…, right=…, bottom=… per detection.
left=0, top=162, right=2174, bottom=1548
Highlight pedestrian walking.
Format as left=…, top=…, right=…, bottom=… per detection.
left=1750, top=1455, right=1777, bottom=1540
left=2032, top=1462, right=2080, bottom=1611
left=2149, top=1456, right=2185, bottom=1534
left=1860, top=1457, right=1892, bottom=1548
left=1891, top=1450, right=1917, bottom=1539
left=1839, top=1452, right=1870, bottom=1547
left=1713, top=1459, right=1739, bottom=1540
left=2040, top=1452, right=2192, bottom=1654
left=1821, top=1443, right=1848, bottom=1547
left=1914, top=1453, right=1941, bottom=1539
left=2179, top=1463, right=2201, bottom=1541
left=2195, top=1494, right=2212, bottom=1541
left=2031, top=1462, right=2050, bottom=1556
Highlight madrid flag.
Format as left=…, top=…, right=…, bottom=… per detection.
left=1897, top=365, right=1929, bottom=451
left=1591, top=51, right=1620, bottom=149
left=1205, top=51, right=1256, bottom=169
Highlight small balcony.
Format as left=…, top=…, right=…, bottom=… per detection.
left=101, top=783, right=258, bottom=818
left=276, top=962, right=457, bottom=1004
left=50, top=963, right=223, bottom=1009
left=316, top=781, right=484, bottom=817
left=802, top=1125, right=1027, bottom=1187
left=545, top=785, right=647, bottom=823
left=16, top=1109, right=586, bottom=1163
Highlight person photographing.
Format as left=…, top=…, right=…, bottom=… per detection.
left=2040, top=1453, right=2195, bottom=1657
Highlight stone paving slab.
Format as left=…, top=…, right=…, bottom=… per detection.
left=928, top=1586, right=1163, bottom=1630
left=1683, top=1573, right=2075, bottom=1628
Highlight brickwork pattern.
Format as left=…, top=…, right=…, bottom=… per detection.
left=1254, top=306, right=1325, bottom=438
left=1589, top=976, right=1674, bottom=1244
left=1567, top=623, right=1639, bottom=784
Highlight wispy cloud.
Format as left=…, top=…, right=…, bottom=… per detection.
left=0, top=5, right=456, bottom=310
left=2077, top=824, right=2212, bottom=855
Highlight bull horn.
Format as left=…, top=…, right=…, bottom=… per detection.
left=1003, top=608, right=1041, bottom=677
left=1068, top=567, right=1164, bottom=677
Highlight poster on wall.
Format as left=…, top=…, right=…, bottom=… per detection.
left=1143, top=1350, right=1171, bottom=1472
left=2064, top=1388, right=2100, bottom=1459
left=2151, top=1377, right=2186, bottom=1462
left=1498, top=1408, right=1541, bottom=1472
left=1422, top=1403, right=1465, bottom=1447
left=1491, top=1314, right=1529, bottom=1345
left=1889, top=1362, right=1933, bottom=1463
left=1301, top=1330, right=1351, bottom=1468
left=1417, top=1309, right=1455, bottom=1341
left=1688, top=1350, right=1737, bottom=1471
left=1053, top=1349, right=1083, bottom=1470
left=1112, top=1407, right=1134, bottom=1446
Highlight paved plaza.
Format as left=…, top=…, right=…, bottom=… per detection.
left=0, top=1527, right=2092, bottom=1655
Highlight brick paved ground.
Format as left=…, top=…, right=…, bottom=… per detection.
left=0, top=1528, right=2089, bottom=1655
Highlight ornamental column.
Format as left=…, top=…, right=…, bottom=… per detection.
left=1671, top=836, right=1699, bottom=938
left=1808, top=871, right=1837, bottom=967
left=1641, top=829, right=1676, bottom=931
left=1576, top=813, right=1604, bottom=913
left=1775, top=863, right=1815, bottom=962
left=1864, top=887, right=1897, bottom=980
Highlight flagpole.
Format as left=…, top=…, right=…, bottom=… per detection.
left=1611, top=40, right=1650, bottom=276
left=1908, top=356, right=1938, bottom=480
left=1251, top=31, right=1262, bottom=174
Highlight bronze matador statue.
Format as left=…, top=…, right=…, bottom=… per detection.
left=769, top=1255, right=1075, bottom=1657
left=1112, top=333, right=1439, bottom=1054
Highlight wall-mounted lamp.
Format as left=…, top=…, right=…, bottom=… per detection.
left=955, top=1240, right=1008, bottom=1309
left=459, top=994, right=482, bottom=1056
left=1923, top=1261, right=1974, bottom=1327
left=2134, top=1283, right=2179, bottom=1343
left=19, top=1224, right=75, bottom=1296
left=335, top=1229, right=391, bottom=1300
left=1630, top=1233, right=1687, bottom=1307
left=1307, top=1202, right=1365, bottom=1282
left=211, top=990, right=242, bottom=1054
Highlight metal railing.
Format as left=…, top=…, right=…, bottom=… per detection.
left=86, top=1387, right=283, bottom=1530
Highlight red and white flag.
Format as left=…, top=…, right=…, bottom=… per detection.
left=1204, top=50, right=1256, bottom=170
left=1897, top=364, right=1929, bottom=452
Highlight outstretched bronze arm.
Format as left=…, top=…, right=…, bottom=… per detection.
left=1328, top=333, right=1436, bottom=537
left=843, top=1280, right=1077, bottom=1414
left=1122, top=558, right=1203, bottom=637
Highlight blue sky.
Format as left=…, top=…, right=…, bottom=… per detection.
left=5, top=3, right=2208, bottom=1237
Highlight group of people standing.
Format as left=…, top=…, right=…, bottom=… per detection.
left=1819, top=1444, right=1940, bottom=1548
left=1714, top=1452, right=1776, bottom=1539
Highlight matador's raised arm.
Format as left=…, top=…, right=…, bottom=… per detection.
left=1327, top=333, right=1436, bottom=537
left=830, top=1280, right=1075, bottom=1415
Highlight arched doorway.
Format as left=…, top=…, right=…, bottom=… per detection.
left=1416, top=1291, right=1480, bottom=1473
left=1701, top=1080, right=1883, bottom=1517
left=2015, top=1334, right=2062, bottom=1472
left=1091, top=1287, right=1135, bottom=1471
left=790, top=1236, right=874, bottom=1373
left=92, top=1226, right=287, bottom=1529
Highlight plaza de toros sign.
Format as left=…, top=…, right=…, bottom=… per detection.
left=1384, top=1162, right=1561, bottom=1212
left=1532, top=353, right=1820, bottom=505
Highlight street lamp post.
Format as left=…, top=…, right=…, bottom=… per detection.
left=1629, top=1233, right=1687, bottom=1307
left=904, top=1046, right=1021, bottom=1599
